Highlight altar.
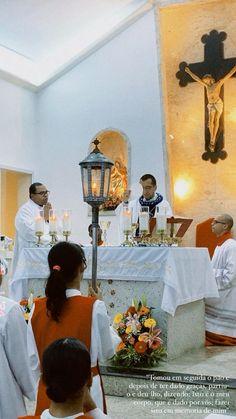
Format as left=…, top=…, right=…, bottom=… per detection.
left=10, top=246, right=219, bottom=359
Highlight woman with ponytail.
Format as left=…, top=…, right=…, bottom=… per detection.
left=27, top=242, right=120, bottom=416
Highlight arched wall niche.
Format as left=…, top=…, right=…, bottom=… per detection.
left=89, top=128, right=130, bottom=212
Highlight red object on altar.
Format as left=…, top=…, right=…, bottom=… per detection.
left=149, top=216, right=193, bottom=238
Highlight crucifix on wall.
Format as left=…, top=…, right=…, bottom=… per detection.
left=176, top=30, right=236, bottom=163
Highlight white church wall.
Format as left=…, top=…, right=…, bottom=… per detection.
left=0, top=78, right=36, bottom=172
left=35, top=10, right=168, bottom=245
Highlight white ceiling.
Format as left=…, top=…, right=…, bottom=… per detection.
left=0, top=0, right=151, bottom=89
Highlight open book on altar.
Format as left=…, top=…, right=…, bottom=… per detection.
left=149, top=216, right=193, bottom=238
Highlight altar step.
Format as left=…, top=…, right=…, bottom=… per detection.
left=100, top=346, right=236, bottom=416
left=101, top=366, right=236, bottom=413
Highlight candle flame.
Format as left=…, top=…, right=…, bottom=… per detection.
left=92, top=182, right=97, bottom=195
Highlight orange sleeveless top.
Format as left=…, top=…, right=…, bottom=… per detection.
left=31, top=295, right=96, bottom=415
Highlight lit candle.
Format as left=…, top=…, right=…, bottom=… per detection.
left=139, top=210, right=149, bottom=233
left=62, top=210, right=71, bottom=232
left=35, top=215, right=44, bottom=234
left=123, top=208, right=132, bottom=232
left=92, top=182, right=98, bottom=196
left=157, top=206, right=167, bottom=232
left=157, top=214, right=167, bottom=231
left=49, top=213, right=58, bottom=234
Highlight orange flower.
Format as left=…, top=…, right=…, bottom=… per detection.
left=134, top=341, right=147, bottom=353
left=138, top=306, right=150, bottom=316
left=151, top=340, right=161, bottom=350
left=126, top=306, right=136, bottom=315
left=116, top=342, right=126, bottom=352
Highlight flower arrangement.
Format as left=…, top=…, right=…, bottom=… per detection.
left=111, top=299, right=166, bottom=368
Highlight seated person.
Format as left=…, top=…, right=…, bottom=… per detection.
left=205, top=214, right=236, bottom=345
left=0, top=260, right=36, bottom=419
left=19, top=337, right=111, bottom=418
left=88, top=224, right=103, bottom=246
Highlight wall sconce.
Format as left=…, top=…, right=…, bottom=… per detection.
left=174, top=178, right=191, bottom=199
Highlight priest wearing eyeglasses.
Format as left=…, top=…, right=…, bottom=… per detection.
left=10, top=183, right=52, bottom=301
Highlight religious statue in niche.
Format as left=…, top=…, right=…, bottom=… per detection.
left=110, top=159, right=128, bottom=199
left=176, top=30, right=236, bottom=163
left=100, top=158, right=128, bottom=211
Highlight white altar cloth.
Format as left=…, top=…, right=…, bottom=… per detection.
left=10, top=246, right=218, bottom=315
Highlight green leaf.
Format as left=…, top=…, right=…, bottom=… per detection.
left=141, top=295, right=147, bottom=307
left=110, top=344, right=167, bottom=368
left=132, top=298, right=139, bottom=310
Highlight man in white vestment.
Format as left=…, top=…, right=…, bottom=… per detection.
left=9, top=182, right=52, bottom=301
left=115, top=174, right=172, bottom=241
left=0, top=269, right=36, bottom=419
left=205, top=214, right=236, bottom=345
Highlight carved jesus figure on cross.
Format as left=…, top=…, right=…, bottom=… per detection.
left=185, top=65, right=236, bottom=152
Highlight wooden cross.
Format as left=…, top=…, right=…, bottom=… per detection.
left=176, top=30, right=236, bottom=163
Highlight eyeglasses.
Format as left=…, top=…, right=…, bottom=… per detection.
left=212, top=220, right=226, bottom=225
left=82, top=257, right=87, bottom=270
left=33, top=190, right=50, bottom=196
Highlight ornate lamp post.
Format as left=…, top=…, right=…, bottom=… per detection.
left=79, top=139, right=113, bottom=290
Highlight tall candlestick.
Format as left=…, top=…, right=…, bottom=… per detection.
left=35, top=210, right=44, bottom=246
left=157, top=206, right=167, bottom=232
left=62, top=210, right=71, bottom=232
left=157, top=214, right=167, bottom=231
left=139, top=207, right=149, bottom=234
left=123, top=206, right=132, bottom=232
left=49, top=210, right=58, bottom=234
left=62, top=209, right=72, bottom=241
left=35, top=212, right=44, bottom=234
